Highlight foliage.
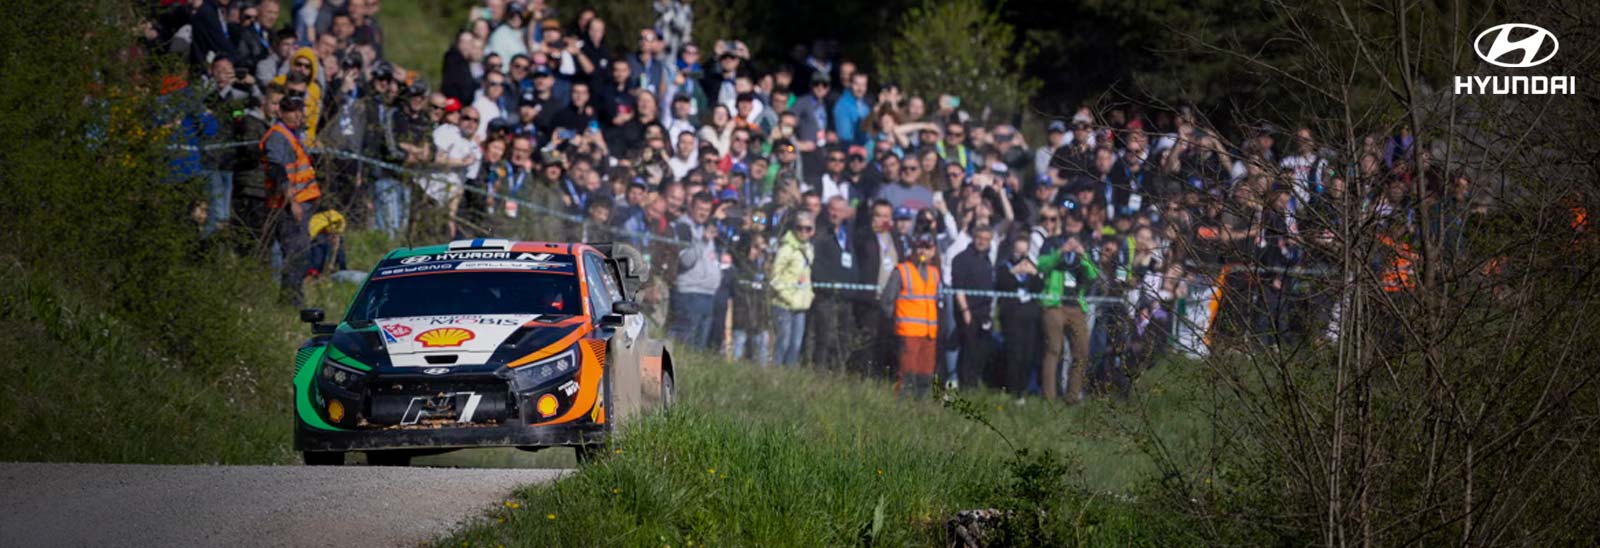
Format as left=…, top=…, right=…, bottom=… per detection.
left=0, top=0, right=378, bottom=463
left=876, top=0, right=1040, bottom=123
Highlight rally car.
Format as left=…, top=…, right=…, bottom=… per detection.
left=292, top=239, right=674, bottom=465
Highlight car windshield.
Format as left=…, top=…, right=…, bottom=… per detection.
left=347, top=272, right=581, bottom=321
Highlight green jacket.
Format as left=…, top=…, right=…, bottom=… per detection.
left=1037, top=249, right=1099, bottom=312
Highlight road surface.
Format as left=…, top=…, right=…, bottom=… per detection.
left=0, top=462, right=568, bottom=547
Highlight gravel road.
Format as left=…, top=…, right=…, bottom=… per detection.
left=0, top=462, right=568, bottom=548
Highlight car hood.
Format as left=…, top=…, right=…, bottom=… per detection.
left=373, top=314, right=538, bottom=368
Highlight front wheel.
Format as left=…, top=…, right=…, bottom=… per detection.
left=303, top=451, right=345, bottom=466
left=574, top=444, right=604, bottom=465
left=365, top=450, right=413, bottom=467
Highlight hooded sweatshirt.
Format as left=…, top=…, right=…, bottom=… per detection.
left=272, top=47, right=324, bottom=142
left=671, top=214, right=723, bottom=295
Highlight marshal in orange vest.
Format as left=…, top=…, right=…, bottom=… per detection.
left=259, top=123, right=323, bottom=210
left=893, top=262, right=941, bottom=339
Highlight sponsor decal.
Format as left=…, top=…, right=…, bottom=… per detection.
left=456, top=261, right=544, bottom=270
left=516, top=252, right=555, bottom=261
left=374, top=263, right=454, bottom=277
left=415, top=327, right=476, bottom=348
left=381, top=330, right=398, bottom=344
left=383, top=324, right=413, bottom=337
left=423, top=367, right=450, bottom=376
left=560, top=380, right=580, bottom=396
left=425, top=316, right=524, bottom=326
left=1455, top=23, right=1576, bottom=95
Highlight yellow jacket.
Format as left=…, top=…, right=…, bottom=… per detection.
left=271, top=47, right=323, bottom=142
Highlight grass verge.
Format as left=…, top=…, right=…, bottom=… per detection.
left=440, top=352, right=1213, bottom=546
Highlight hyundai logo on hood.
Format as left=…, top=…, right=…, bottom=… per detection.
left=423, top=367, right=450, bottom=376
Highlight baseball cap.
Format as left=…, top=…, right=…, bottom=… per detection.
left=443, top=97, right=462, bottom=113
left=893, top=207, right=914, bottom=221
left=716, top=188, right=741, bottom=202
left=990, top=162, right=1009, bottom=174
left=1047, top=120, right=1068, bottom=133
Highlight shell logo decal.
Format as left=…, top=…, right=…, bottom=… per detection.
left=415, top=327, right=475, bottom=348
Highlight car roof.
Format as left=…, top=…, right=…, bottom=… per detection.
left=384, top=239, right=599, bottom=261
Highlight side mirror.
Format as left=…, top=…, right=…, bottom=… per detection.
left=599, top=314, right=625, bottom=328
left=300, top=308, right=325, bottom=324
left=611, top=300, right=641, bottom=315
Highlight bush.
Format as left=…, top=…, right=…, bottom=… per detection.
left=877, top=0, right=1040, bottom=123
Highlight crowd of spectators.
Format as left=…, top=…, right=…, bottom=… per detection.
left=147, top=0, right=1474, bottom=403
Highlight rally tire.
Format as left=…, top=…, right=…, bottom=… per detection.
left=662, top=370, right=676, bottom=411
left=365, top=450, right=413, bottom=467
left=302, top=451, right=345, bottom=466
left=574, top=444, right=604, bottom=465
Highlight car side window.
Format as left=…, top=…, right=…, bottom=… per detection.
left=583, top=252, right=614, bottom=319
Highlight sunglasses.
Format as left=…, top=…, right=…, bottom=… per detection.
left=1042, top=217, right=1059, bottom=222
left=827, top=157, right=845, bottom=163
left=797, top=225, right=815, bottom=232
left=903, top=166, right=920, bottom=171
left=462, top=116, right=479, bottom=122
left=948, top=131, right=965, bottom=137
left=294, top=61, right=313, bottom=68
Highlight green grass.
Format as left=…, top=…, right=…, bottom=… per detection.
left=439, top=351, right=1213, bottom=546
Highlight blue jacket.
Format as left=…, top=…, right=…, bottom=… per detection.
left=832, top=92, right=869, bottom=146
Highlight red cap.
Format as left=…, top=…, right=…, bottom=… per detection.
left=444, top=97, right=462, bottom=113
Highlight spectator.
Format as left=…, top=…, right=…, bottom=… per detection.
left=486, top=5, right=529, bottom=65
left=232, top=85, right=282, bottom=244
left=995, top=236, right=1043, bottom=396
left=272, top=48, right=323, bottom=141
left=256, top=33, right=297, bottom=86
left=730, top=232, right=772, bottom=366
left=951, top=224, right=996, bottom=389
left=1037, top=234, right=1097, bottom=403
left=232, top=2, right=274, bottom=69
left=670, top=191, right=723, bottom=349
left=808, top=196, right=858, bottom=371
left=855, top=199, right=901, bottom=378
left=833, top=72, right=870, bottom=146
left=443, top=30, right=482, bottom=104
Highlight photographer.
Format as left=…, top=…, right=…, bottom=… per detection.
left=1036, top=229, right=1098, bottom=403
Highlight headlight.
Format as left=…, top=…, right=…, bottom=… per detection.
left=507, top=347, right=578, bottom=393
left=319, top=357, right=368, bottom=392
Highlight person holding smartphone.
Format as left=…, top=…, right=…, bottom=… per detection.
left=996, top=235, right=1044, bottom=397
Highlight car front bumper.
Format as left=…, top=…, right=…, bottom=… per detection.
left=295, top=419, right=607, bottom=452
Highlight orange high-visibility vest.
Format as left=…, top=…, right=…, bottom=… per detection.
left=260, top=123, right=322, bottom=209
left=1378, top=234, right=1417, bottom=293
left=894, top=262, right=940, bottom=339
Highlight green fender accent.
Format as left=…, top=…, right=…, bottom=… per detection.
left=294, top=345, right=345, bottom=431
left=326, top=345, right=372, bottom=372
